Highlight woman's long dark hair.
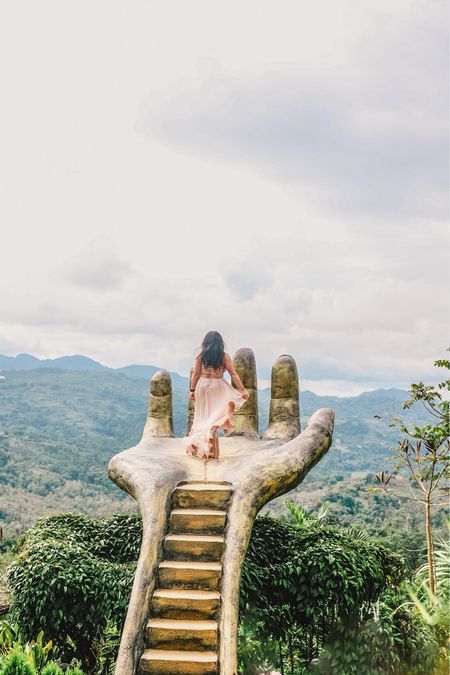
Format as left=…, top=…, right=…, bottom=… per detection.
left=196, top=331, right=225, bottom=369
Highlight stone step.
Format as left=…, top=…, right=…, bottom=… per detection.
left=145, top=618, right=218, bottom=651
left=140, top=648, right=218, bottom=674
left=169, top=509, right=227, bottom=535
left=164, top=534, right=224, bottom=562
left=172, top=483, right=233, bottom=510
left=158, top=561, right=222, bottom=590
left=150, top=589, right=220, bottom=620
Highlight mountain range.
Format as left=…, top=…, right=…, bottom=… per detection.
left=0, top=356, right=433, bottom=543
left=0, top=353, right=409, bottom=398
left=0, top=353, right=189, bottom=389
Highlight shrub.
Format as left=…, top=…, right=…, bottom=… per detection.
left=40, top=666, right=62, bottom=675
left=8, top=510, right=436, bottom=674
left=241, top=516, right=404, bottom=640
left=6, top=514, right=140, bottom=668
left=314, top=588, right=439, bottom=675
left=0, top=649, right=35, bottom=675
left=0, top=621, right=55, bottom=673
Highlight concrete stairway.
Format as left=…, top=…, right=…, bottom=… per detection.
left=139, top=481, right=233, bottom=674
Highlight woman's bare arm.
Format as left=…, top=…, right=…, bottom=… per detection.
left=224, top=353, right=248, bottom=395
left=190, top=356, right=202, bottom=391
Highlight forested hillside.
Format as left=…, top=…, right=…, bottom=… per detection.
left=0, top=368, right=434, bottom=542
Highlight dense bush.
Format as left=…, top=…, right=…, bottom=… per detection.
left=6, top=510, right=444, bottom=674
left=238, top=515, right=447, bottom=674
left=241, top=516, right=404, bottom=644
left=6, top=514, right=141, bottom=668
left=314, top=588, right=439, bottom=675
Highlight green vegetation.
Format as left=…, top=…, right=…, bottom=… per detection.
left=237, top=501, right=449, bottom=674
left=6, top=514, right=140, bottom=670
left=2, top=507, right=447, bottom=674
left=374, top=354, right=450, bottom=594
left=0, top=368, right=434, bottom=540
left=0, top=620, right=85, bottom=674
left=0, top=369, right=149, bottom=539
left=239, top=514, right=405, bottom=672
left=0, top=358, right=448, bottom=673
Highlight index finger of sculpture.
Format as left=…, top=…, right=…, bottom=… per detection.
left=227, top=348, right=258, bottom=437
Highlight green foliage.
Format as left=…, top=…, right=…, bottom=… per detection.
left=0, top=650, right=35, bottom=675
left=92, top=621, right=120, bottom=675
left=14, top=513, right=143, bottom=563
left=314, top=588, right=439, bottom=675
left=0, top=546, right=15, bottom=572
left=287, top=500, right=329, bottom=527
left=402, top=352, right=450, bottom=414
left=0, top=369, right=147, bottom=539
left=0, top=621, right=86, bottom=674
left=18, top=634, right=53, bottom=675
left=40, top=665, right=62, bottom=675
left=415, top=521, right=450, bottom=593
left=0, top=622, right=22, bottom=657
left=240, top=515, right=404, bottom=655
left=372, top=353, right=450, bottom=598
left=401, top=527, right=450, bottom=671
left=385, top=351, right=450, bottom=486
left=0, top=369, right=434, bottom=538
left=6, top=514, right=140, bottom=668
left=240, top=503, right=447, bottom=674
left=0, top=621, right=55, bottom=673
left=237, top=617, right=279, bottom=674
left=6, top=507, right=445, bottom=675
left=239, top=507, right=446, bottom=673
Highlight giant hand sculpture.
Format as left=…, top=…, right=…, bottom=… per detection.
left=108, top=349, right=334, bottom=675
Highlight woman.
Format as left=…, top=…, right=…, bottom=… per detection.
left=183, top=331, right=249, bottom=460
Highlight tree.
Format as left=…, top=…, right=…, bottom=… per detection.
left=374, top=352, right=450, bottom=595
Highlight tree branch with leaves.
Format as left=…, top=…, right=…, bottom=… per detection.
left=373, top=351, right=450, bottom=596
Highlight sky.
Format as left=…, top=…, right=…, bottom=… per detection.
left=0, top=0, right=448, bottom=396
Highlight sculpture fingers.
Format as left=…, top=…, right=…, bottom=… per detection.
left=263, top=354, right=301, bottom=440
left=227, top=407, right=335, bottom=507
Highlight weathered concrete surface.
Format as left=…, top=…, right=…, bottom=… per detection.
left=144, top=370, right=174, bottom=438
left=263, top=354, right=301, bottom=440
left=108, top=352, right=334, bottom=675
left=227, top=348, right=258, bottom=437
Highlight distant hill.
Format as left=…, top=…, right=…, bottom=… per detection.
left=0, top=353, right=105, bottom=371
left=0, top=353, right=410, bottom=398
left=0, top=367, right=435, bottom=540
left=116, top=364, right=189, bottom=389
left=0, top=353, right=189, bottom=389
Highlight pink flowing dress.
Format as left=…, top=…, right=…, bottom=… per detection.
left=183, top=363, right=247, bottom=459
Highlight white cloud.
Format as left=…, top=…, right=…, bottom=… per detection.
left=1, top=224, right=447, bottom=386
left=60, top=237, right=134, bottom=290
left=138, top=3, right=448, bottom=223
left=0, top=0, right=447, bottom=394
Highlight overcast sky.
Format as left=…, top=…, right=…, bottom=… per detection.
left=0, top=0, right=448, bottom=395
